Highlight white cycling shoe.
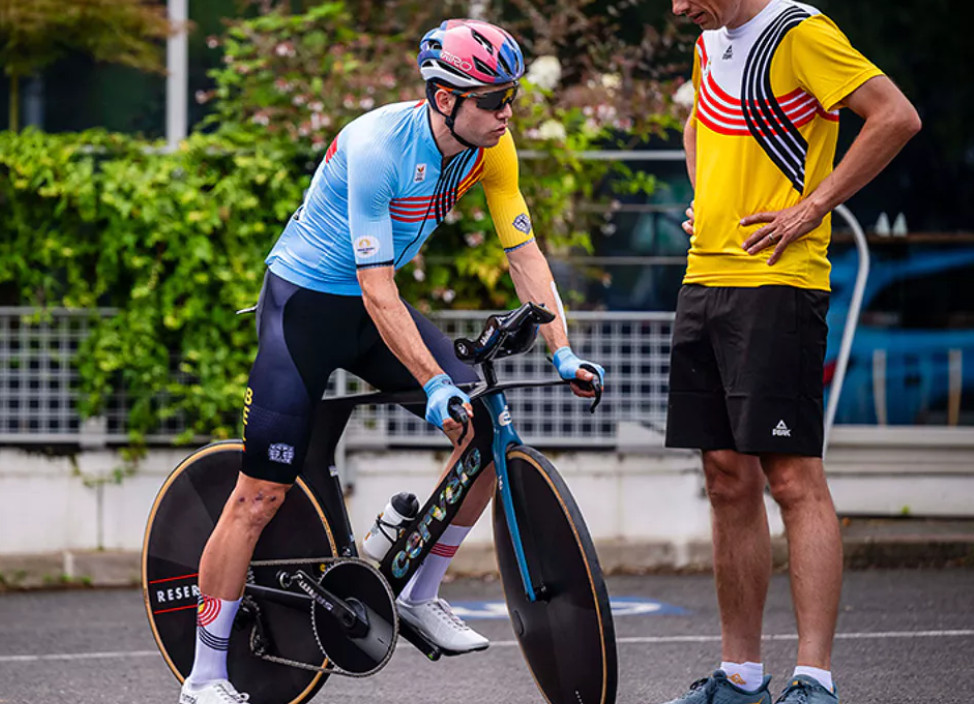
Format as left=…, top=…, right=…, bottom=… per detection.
left=179, top=678, right=251, bottom=703
left=397, top=597, right=489, bottom=654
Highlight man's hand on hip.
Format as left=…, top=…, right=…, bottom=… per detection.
left=681, top=200, right=695, bottom=237
left=740, top=198, right=827, bottom=265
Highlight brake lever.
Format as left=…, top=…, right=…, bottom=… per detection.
left=447, top=396, right=470, bottom=445
left=579, top=363, right=603, bottom=414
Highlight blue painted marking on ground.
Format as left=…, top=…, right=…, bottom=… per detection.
left=449, top=597, right=688, bottom=620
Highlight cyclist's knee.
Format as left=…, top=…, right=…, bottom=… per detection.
left=227, top=475, right=290, bottom=534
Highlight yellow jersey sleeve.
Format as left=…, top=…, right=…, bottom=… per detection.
left=480, top=130, right=535, bottom=252
left=787, top=14, right=884, bottom=113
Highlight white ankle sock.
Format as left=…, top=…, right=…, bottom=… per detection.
left=793, top=666, right=833, bottom=692
left=187, top=594, right=241, bottom=685
left=720, top=661, right=765, bottom=691
left=399, top=523, right=472, bottom=604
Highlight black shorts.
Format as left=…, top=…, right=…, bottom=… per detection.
left=241, top=271, right=480, bottom=484
left=665, top=284, right=829, bottom=457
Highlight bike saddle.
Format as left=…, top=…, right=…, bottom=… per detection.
left=454, top=302, right=555, bottom=365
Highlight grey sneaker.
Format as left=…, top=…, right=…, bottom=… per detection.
left=661, top=670, right=772, bottom=704
left=775, top=675, right=838, bottom=704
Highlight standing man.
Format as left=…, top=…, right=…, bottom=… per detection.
left=663, top=1, right=920, bottom=703
left=177, top=18, right=603, bottom=704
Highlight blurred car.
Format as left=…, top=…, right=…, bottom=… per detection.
left=826, top=242, right=974, bottom=425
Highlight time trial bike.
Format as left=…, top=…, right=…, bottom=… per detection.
left=142, top=301, right=617, bottom=704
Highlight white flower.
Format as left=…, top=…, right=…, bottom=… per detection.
left=601, top=73, right=622, bottom=91
left=537, top=119, right=567, bottom=141
left=413, top=268, right=426, bottom=281
left=442, top=289, right=456, bottom=304
left=525, top=55, right=562, bottom=91
left=359, top=97, right=375, bottom=110
left=465, top=231, right=485, bottom=247
left=674, top=81, right=696, bottom=108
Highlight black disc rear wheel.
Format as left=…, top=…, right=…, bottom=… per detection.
left=493, top=445, right=617, bottom=704
left=142, top=440, right=337, bottom=704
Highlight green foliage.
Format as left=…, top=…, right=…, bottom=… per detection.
left=0, top=127, right=306, bottom=440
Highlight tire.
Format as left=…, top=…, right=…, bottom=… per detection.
left=493, top=445, right=617, bottom=704
left=142, top=440, right=337, bottom=704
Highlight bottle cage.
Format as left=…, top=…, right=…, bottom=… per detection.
left=454, top=302, right=555, bottom=365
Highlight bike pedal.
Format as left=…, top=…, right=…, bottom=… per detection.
left=398, top=620, right=442, bottom=661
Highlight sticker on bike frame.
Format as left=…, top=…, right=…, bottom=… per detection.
left=449, top=597, right=688, bottom=620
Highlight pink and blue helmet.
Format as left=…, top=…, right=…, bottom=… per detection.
left=418, top=19, right=525, bottom=88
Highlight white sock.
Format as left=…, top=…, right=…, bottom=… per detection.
left=793, top=666, right=834, bottom=692
left=186, top=594, right=241, bottom=685
left=399, top=523, right=472, bottom=604
left=720, top=661, right=765, bottom=691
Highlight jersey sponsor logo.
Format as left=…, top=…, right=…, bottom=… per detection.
left=354, top=236, right=379, bottom=258
left=498, top=406, right=513, bottom=426
left=413, top=163, right=427, bottom=183
left=773, top=420, right=792, bottom=437
left=512, top=213, right=532, bottom=234
left=268, top=442, right=295, bottom=464
left=440, top=50, right=473, bottom=73
left=722, top=45, right=734, bottom=60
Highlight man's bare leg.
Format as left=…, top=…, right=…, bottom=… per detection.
left=198, top=474, right=291, bottom=598
left=763, top=455, right=842, bottom=669
left=703, top=449, right=772, bottom=665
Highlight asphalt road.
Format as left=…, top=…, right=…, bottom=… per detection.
left=1, top=569, right=973, bottom=704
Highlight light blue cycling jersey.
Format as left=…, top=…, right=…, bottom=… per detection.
left=265, top=99, right=535, bottom=296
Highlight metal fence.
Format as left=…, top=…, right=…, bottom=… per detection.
left=0, top=307, right=674, bottom=449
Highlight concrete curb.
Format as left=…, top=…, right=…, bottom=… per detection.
left=2, top=519, right=972, bottom=591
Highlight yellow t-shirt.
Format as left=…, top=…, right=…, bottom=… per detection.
left=687, top=0, right=883, bottom=290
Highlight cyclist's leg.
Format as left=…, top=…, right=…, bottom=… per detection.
left=186, top=273, right=358, bottom=692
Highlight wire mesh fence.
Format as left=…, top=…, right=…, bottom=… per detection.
left=0, top=307, right=674, bottom=448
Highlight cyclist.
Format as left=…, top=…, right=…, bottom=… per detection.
left=178, top=18, right=604, bottom=704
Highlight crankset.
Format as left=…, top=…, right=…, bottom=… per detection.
left=246, top=556, right=397, bottom=677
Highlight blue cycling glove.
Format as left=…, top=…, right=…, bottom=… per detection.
left=423, top=374, right=471, bottom=429
left=552, top=346, right=605, bottom=386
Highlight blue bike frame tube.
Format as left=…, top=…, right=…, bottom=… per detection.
left=482, top=391, right=537, bottom=602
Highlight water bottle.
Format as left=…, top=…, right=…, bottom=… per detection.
left=361, top=492, right=420, bottom=563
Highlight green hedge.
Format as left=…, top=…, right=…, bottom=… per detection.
left=1, top=128, right=306, bottom=440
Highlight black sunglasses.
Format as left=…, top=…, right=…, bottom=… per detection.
left=443, top=82, right=520, bottom=111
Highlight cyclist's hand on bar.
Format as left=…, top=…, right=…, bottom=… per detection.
left=552, top=347, right=605, bottom=399
left=424, top=374, right=473, bottom=436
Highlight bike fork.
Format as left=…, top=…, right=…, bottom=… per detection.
left=483, top=392, right=543, bottom=603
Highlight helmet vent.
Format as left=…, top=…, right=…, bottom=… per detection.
left=473, top=57, right=499, bottom=78
left=470, top=29, right=495, bottom=55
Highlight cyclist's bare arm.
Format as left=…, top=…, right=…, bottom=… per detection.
left=357, top=266, right=444, bottom=387
left=506, top=241, right=597, bottom=394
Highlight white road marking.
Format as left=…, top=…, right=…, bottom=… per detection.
left=1, top=630, right=972, bottom=663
